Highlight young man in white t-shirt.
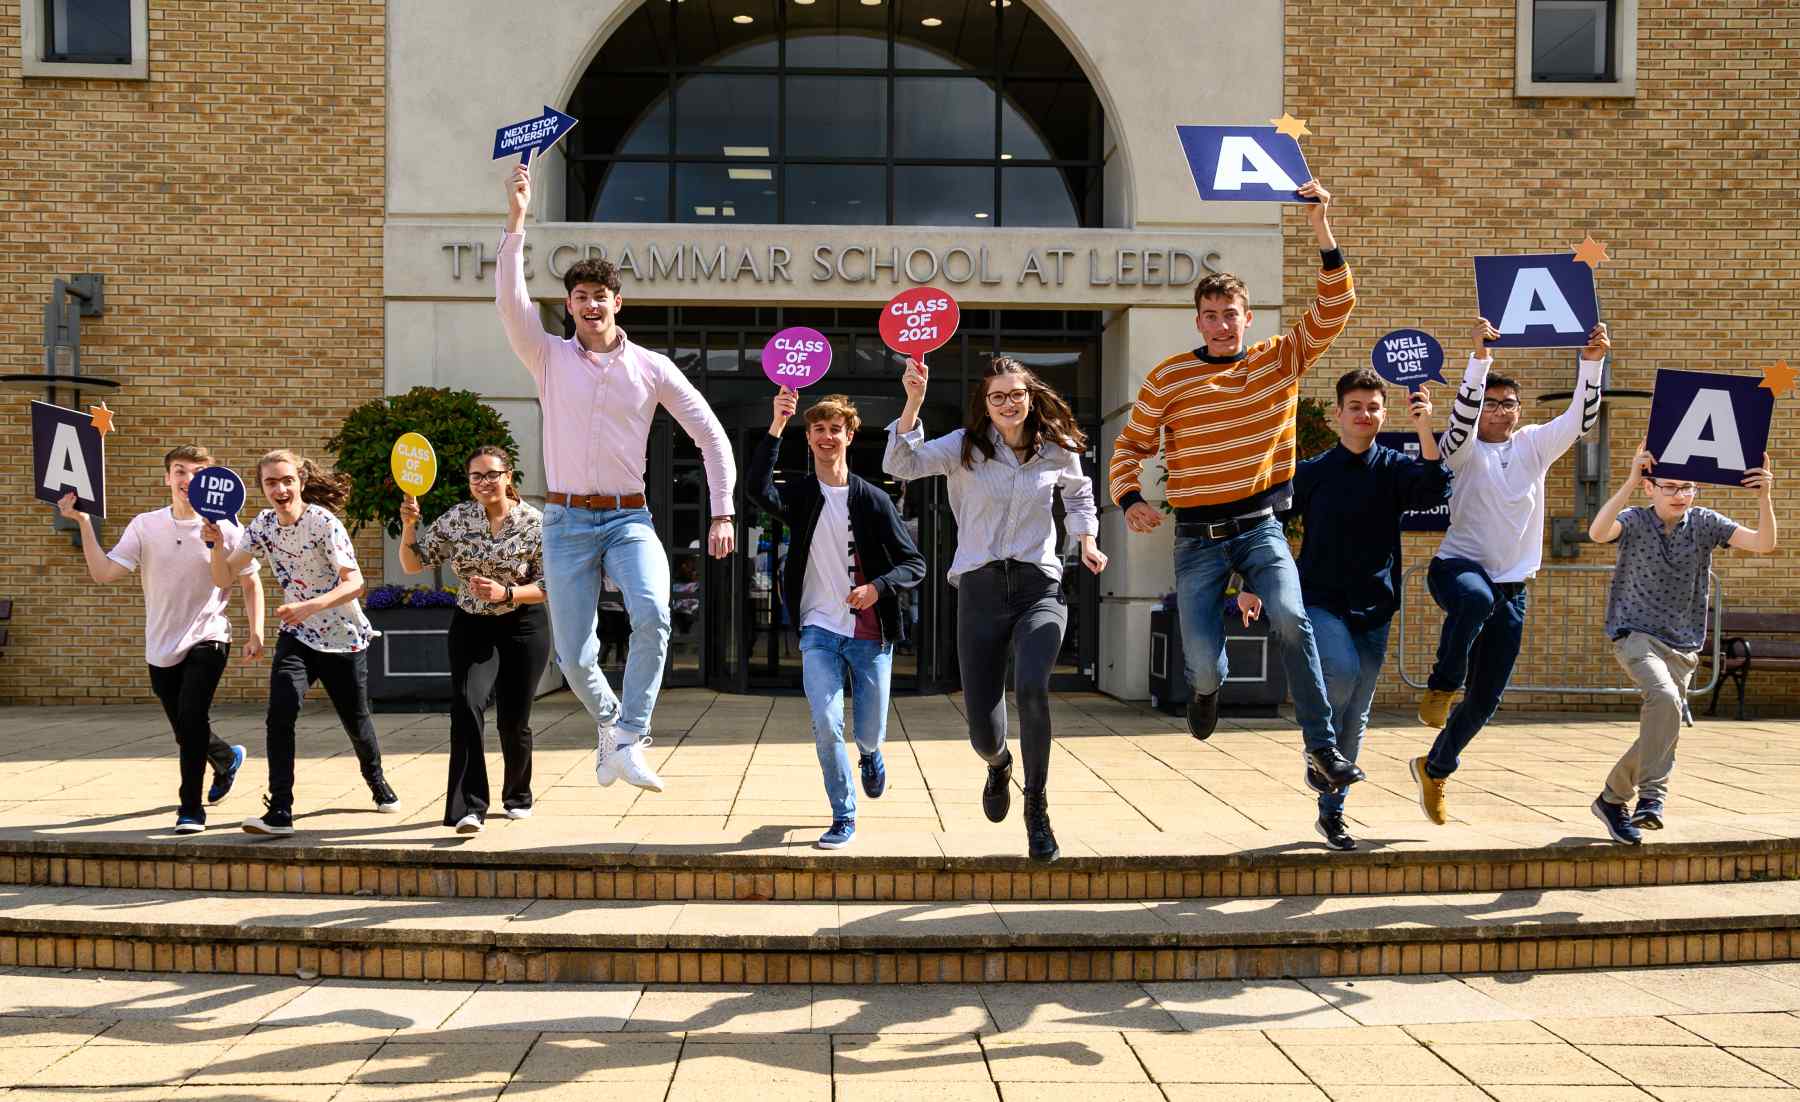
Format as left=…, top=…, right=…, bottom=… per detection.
left=747, top=390, right=926, bottom=849
left=1410, top=319, right=1608, bottom=824
left=59, top=445, right=263, bottom=834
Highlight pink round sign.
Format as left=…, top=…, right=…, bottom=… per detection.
left=761, top=326, right=833, bottom=388
left=879, top=287, right=960, bottom=357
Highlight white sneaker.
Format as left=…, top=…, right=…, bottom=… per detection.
left=504, top=806, right=532, bottom=820
left=454, top=813, right=482, bottom=835
left=594, top=724, right=619, bottom=787
left=609, top=735, right=665, bottom=793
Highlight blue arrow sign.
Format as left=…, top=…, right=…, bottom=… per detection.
left=492, top=105, right=579, bottom=166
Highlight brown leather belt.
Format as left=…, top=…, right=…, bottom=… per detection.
left=546, top=492, right=646, bottom=510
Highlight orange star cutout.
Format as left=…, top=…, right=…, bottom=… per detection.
left=88, top=402, right=114, bottom=435
left=1269, top=113, right=1311, bottom=140
left=1761, top=360, right=1796, bottom=398
left=1572, top=236, right=1609, bottom=268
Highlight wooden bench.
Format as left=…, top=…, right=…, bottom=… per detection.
left=1701, top=611, right=1800, bottom=719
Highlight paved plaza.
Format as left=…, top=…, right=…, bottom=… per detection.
left=1, top=962, right=1800, bottom=1097
left=0, top=689, right=1793, bottom=858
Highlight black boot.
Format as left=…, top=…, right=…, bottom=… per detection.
left=982, top=751, right=1013, bottom=823
left=1186, top=690, right=1220, bottom=741
left=1023, top=789, right=1059, bottom=862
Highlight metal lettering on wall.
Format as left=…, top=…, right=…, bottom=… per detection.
left=439, top=241, right=1225, bottom=288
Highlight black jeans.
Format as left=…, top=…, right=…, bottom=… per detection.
left=146, top=641, right=235, bottom=818
left=445, top=604, right=552, bottom=824
left=956, top=560, right=1068, bottom=795
left=266, top=633, right=384, bottom=811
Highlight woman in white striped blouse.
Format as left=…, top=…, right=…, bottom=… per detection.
left=884, top=356, right=1108, bottom=861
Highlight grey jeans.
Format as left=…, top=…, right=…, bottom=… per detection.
left=956, top=560, right=1068, bottom=795
left=1604, top=631, right=1699, bottom=806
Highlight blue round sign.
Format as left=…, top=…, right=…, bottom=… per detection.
left=187, top=465, right=247, bottom=524
left=1370, top=328, right=1447, bottom=391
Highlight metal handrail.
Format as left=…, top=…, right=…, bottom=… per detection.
left=1395, top=563, right=1724, bottom=697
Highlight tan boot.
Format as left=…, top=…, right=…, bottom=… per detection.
left=1417, top=688, right=1456, bottom=729
left=1410, top=756, right=1448, bottom=826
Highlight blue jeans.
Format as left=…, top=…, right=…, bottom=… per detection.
left=1173, top=518, right=1335, bottom=752
left=1423, top=556, right=1528, bottom=778
left=541, top=505, right=669, bottom=740
left=799, top=626, right=892, bottom=821
left=1307, top=607, right=1390, bottom=815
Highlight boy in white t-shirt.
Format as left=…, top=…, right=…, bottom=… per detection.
left=59, top=445, right=263, bottom=834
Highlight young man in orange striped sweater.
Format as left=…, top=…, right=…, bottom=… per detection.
left=1112, top=179, right=1364, bottom=790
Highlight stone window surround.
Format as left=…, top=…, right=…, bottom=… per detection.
left=1516, top=0, right=1637, bottom=99
left=20, top=0, right=149, bottom=80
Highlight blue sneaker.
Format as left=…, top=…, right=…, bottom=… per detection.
left=816, top=818, right=856, bottom=849
left=208, top=745, right=246, bottom=804
left=1591, top=796, right=1642, bottom=846
left=172, top=814, right=205, bottom=835
left=859, top=751, right=887, bottom=799
left=1631, top=799, right=1664, bottom=831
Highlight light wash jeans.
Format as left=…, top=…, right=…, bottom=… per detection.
left=799, top=625, right=892, bottom=822
left=1307, top=607, right=1391, bottom=815
left=541, top=505, right=669, bottom=740
left=1173, top=517, right=1335, bottom=752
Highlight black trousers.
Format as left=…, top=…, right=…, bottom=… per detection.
left=956, top=561, right=1068, bottom=795
left=146, top=641, right=235, bottom=818
left=445, top=604, right=552, bottom=824
left=266, top=633, right=384, bottom=810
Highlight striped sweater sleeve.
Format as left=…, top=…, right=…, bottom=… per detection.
left=1438, top=354, right=1491, bottom=471
left=1108, top=366, right=1170, bottom=507
left=1278, top=257, right=1356, bottom=381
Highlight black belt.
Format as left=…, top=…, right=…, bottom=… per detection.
left=1176, top=511, right=1274, bottom=542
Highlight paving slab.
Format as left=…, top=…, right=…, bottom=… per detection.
left=1142, top=980, right=1357, bottom=1032
left=438, top=984, right=642, bottom=1033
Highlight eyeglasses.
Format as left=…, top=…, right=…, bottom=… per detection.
left=468, top=470, right=511, bottom=484
left=1650, top=480, right=1698, bottom=496
left=986, top=388, right=1030, bottom=407
left=1481, top=398, right=1522, bottom=412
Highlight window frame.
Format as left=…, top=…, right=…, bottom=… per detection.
left=1515, top=0, right=1636, bottom=98
left=21, top=0, right=148, bottom=79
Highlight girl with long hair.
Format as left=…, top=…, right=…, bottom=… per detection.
left=399, top=446, right=551, bottom=834
left=883, top=357, right=1107, bottom=860
left=205, top=449, right=396, bottom=835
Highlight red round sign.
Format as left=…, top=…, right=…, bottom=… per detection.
left=878, top=288, right=960, bottom=358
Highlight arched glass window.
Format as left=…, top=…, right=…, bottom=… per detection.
left=566, top=0, right=1104, bottom=228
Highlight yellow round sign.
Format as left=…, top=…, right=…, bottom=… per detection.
left=390, top=432, right=438, bottom=497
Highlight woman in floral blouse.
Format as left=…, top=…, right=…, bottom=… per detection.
left=400, top=446, right=550, bottom=833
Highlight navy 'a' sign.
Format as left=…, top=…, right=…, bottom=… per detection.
left=1176, top=125, right=1317, bottom=203
left=1645, top=369, right=1775, bottom=488
left=1472, top=253, right=1600, bottom=349
left=32, top=400, right=105, bottom=517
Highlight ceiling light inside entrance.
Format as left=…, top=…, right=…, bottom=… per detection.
left=728, top=168, right=774, bottom=180
left=723, top=146, right=771, bottom=157
left=733, top=13, right=754, bottom=22
left=921, top=16, right=943, bottom=26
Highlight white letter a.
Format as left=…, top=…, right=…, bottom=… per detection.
left=1660, top=389, right=1746, bottom=470
left=1213, top=136, right=1299, bottom=192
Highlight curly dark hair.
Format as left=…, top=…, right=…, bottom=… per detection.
left=563, top=257, right=621, bottom=295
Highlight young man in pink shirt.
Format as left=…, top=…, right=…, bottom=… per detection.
left=59, top=445, right=263, bottom=834
left=497, top=164, right=738, bottom=793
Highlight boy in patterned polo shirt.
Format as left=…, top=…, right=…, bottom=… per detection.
left=1585, top=442, right=1777, bottom=844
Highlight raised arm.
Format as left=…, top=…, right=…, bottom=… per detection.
left=1727, top=454, right=1778, bottom=554
left=495, top=164, right=553, bottom=385
left=1528, top=322, right=1608, bottom=461
left=884, top=358, right=964, bottom=480
left=746, top=393, right=791, bottom=522
left=1439, top=320, right=1498, bottom=472
left=1589, top=440, right=1655, bottom=544
left=1281, top=179, right=1355, bottom=380
left=203, top=519, right=257, bottom=589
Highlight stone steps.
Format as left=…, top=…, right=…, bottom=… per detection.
left=4, top=878, right=1797, bottom=986
left=4, top=832, right=1794, bottom=904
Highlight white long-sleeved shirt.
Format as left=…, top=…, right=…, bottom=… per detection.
left=1434, top=353, right=1604, bottom=582
left=883, top=420, right=1098, bottom=587
left=495, top=231, right=735, bottom=515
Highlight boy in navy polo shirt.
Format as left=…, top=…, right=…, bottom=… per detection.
left=1586, top=442, right=1777, bottom=844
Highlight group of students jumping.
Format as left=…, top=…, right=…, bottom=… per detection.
left=71, top=166, right=1778, bottom=858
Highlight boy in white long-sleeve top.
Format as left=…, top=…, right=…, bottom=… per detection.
left=1410, top=318, right=1608, bottom=825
